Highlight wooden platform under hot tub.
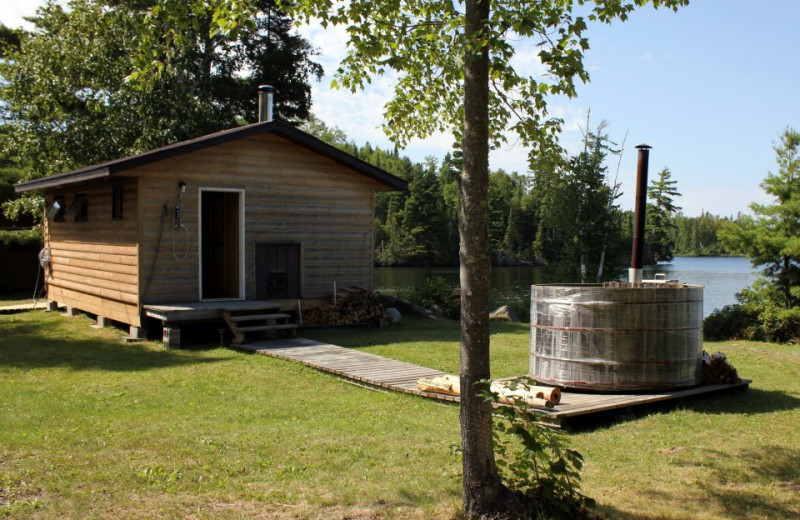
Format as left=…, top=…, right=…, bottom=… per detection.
left=530, top=379, right=750, bottom=427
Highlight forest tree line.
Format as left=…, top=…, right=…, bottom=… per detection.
left=304, top=117, right=749, bottom=280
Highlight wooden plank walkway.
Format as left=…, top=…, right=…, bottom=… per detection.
left=236, top=337, right=750, bottom=427
left=236, top=337, right=460, bottom=402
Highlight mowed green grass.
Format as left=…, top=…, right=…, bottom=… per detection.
left=0, top=311, right=461, bottom=519
left=308, top=321, right=800, bottom=519
left=571, top=340, right=800, bottom=520
left=2, top=310, right=799, bottom=519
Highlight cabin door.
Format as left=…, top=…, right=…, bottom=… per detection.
left=200, top=189, right=244, bottom=300
left=255, top=243, right=301, bottom=299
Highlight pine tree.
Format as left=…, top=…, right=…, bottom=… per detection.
left=645, top=167, right=681, bottom=263
left=722, top=128, right=800, bottom=326
left=402, top=160, right=448, bottom=264
left=531, top=118, right=625, bottom=281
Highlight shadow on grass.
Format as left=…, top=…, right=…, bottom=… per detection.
left=566, top=386, right=800, bottom=432
left=592, top=445, right=800, bottom=519
left=688, top=387, right=800, bottom=415
left=394, top=484, right=460, bottom=511
left=0, top=321, right=228, bottom=372
left=593, top=500, right=673, bottom=520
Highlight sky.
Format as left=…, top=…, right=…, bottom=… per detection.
left=2, top=1, right=799, bottom=217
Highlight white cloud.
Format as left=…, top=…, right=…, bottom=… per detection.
left=490, top=140, right=530, bottom=174
left=509, top=44, right=547, bottom=78
left=551, top=103, right=595, bottom=153
left=312, top=77, right=392, bottom=140
left=0, top=4, right=40, bottom=29
left=297, top=20, right=349, bottom=76
left=299, top=21, right=464, bottom=166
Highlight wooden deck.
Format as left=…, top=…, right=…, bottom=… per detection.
left=143, top=300, right=280, bottom=322
left=532, top=379, right=750, bottom=426
left=236, top=337, right=750, bottom=427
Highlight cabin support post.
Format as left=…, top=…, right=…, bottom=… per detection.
left=65, top=306, right=78, bottom=317
left=163, top=326, right=181, bottom=349
left=91, top=316, right=108, bottom=328
left=124, top=325, right=145, bottom=342
left=46, top=301, right=58, bottom=312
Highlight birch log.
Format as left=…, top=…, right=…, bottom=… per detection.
left=416, top=375, right=559, bottom=408
left=490, top=381, right=561, bottom=405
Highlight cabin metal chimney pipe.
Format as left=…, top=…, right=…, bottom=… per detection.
left=629, top=143, right=652, bottom=284
left=258, top=85, right=274, bottom=122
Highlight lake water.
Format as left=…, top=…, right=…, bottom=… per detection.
left=642, top=257, right=758, bottom=316
left=374, top=257, right=759, bottom=318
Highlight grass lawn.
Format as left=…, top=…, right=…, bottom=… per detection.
left=2, top=310, right=799, bottom=519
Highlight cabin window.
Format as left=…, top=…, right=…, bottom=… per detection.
left=48, top=195, right=66, bottom=222
left=111, top=185, right=123, bottom=220
left=65, top=192, right=88, bottom=222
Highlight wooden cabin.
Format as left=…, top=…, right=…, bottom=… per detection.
left=16, top=120, right=406, bottom=345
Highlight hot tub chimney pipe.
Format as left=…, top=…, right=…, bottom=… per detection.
left=629, top=144, right=651, bottom=283
left=258, top=85, right=274, bottom=122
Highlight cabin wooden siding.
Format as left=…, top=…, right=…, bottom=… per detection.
left=137, top=133, right=382, bottom=305
left=43, top=179, right=141, bottom=326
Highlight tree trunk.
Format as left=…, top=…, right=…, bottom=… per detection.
left=460, top=0, right=502, bottom=517
left=596, top=248, right=606, bottom=282
left=783, top=254, right=792, bottom=307
left=580, top=252, right=586, bottom=283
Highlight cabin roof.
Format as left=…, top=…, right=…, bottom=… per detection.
left=15, top=120, right=407, bottom=193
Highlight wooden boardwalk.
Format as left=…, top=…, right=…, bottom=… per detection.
left=236, top=337, right=460, bottom=402
left=236, top=337, right=750, bottom=427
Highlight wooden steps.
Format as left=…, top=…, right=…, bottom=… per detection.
left=226, top=313, right=290, bottom=322
left=223, top=308, right=297, bottom=344
left=237, top=323, right=298, bottom=333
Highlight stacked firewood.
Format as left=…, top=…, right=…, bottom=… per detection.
left=701, top=351, right=743, bottom=384
left=303, top=286, right=387, bottom=326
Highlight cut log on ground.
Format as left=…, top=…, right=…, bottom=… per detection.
left=490, top=380, right=561, bottom=405
left=416, top=375, right=460, bottom=396
left=415, top=374, right=558, bottom=408
left=495, top=388, right=554, bottom=408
